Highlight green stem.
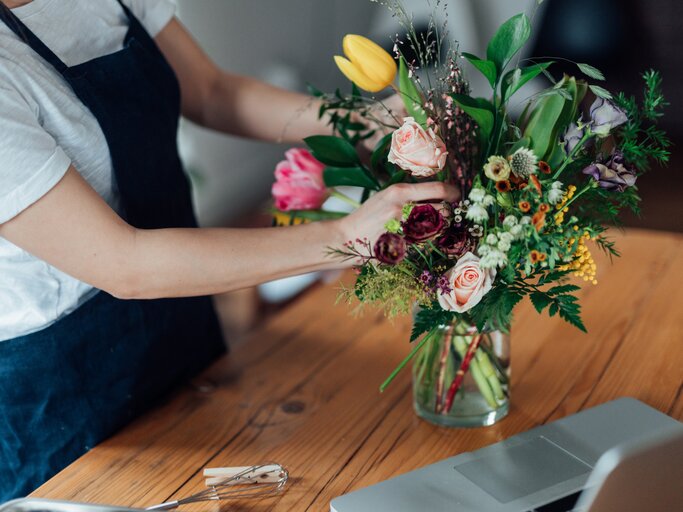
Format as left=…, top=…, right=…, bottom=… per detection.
left=475, top=350, right=505, bottom=402
left=552, top=130, right=593, bottom=179
left=561, top=182, right=595, bottom=211
left=329, top=189, right=361, bottom=209
left=381, top=327, right=437, bottom=392
left=452, top=333, right=498, bottom=409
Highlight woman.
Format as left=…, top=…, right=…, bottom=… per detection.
left=0, top=0, right=458, bottom=500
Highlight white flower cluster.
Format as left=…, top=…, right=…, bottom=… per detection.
left=466, top=187, right=494, bottom=223
left=548, top=181, right=565, bottom=205
left=477, top=215, right=530, bottom=270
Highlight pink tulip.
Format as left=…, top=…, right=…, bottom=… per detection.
left=272, top=148, right=328, bottom=211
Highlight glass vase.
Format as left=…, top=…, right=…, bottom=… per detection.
left=412, top=319, right=510, bottom=428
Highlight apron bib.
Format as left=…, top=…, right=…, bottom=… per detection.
left=0, top=1, right=225, bottom=499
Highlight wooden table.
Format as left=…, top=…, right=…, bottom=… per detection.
left=33, top=229, right=683, bottom=511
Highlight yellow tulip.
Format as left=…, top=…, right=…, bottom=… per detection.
left=334, top=34, right=397, bottom=93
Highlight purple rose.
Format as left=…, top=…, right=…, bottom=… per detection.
left=582, top=150, right=637, bottom=192
left=373, top=232, right=407, bottom=265
left=589, top=97, right=628, bottom=136
left=562, top=122, right=585, bottom=155
left=436, top=226, right=474, bottom=257
left=402, top=204, right=445, bottom=243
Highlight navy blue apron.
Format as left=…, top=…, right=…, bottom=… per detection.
left=0, top=1, right=225, bottom=500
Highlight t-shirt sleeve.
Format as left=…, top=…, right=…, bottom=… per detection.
left=0, top=86, right=71, bottom=224
left=124, top=0, right=176, bottom=38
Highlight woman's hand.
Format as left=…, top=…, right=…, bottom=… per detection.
left=335, top=182, right=460, bottom=263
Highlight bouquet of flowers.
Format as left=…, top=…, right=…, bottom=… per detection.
left=271, top=1, right=670, bottom=427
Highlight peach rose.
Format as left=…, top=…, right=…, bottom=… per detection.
left=388, top=117, right=448, bottom=178
left=438, top=252, right=496, bottom=313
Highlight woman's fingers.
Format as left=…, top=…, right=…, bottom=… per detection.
left=387, top=182, right=460, bottom=205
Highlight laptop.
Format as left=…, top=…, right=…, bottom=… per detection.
left=330, top=398, right=683, bottom=512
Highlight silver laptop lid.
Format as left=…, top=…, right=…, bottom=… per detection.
left=576, top=428, right=683, bottom=512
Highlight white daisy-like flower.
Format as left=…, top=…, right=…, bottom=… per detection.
left=548, top=181, right=565, bottom=205
left=502, top=215, right=518, bottom=228
left=466, top=203, right=489, bottom=223
left=481, top=194, right=495, bottom=207
left=498, top=232, right=514, bottom=244
left=509, top=224, right=524, bottom=239
left=520, top=215, right=532, bottom=225
left=480, top=249, right=508, bottom=270
left=468, top=187, right=486, bottom=203
left=509, top=147, right=538, bottom=178
left=497, top=239, right=511, bottom=252
left=478, top=243, right=491, bottom=256
left=486, top=233, right=498, bottom=245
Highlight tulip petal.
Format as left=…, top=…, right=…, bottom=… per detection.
left=343, top=34, right=397, bottom=86
left=334, top=55, right=385, bottom=93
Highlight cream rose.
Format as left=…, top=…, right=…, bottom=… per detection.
left=388, top=117, right=448, bottom=178
left=483, top=155, right=511, bottom=182
left=438, top=252, right=496, bottom=313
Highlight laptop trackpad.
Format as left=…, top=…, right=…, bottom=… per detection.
left=454, top=437, right=591, bottom=503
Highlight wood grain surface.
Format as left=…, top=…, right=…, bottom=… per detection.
left=31, top=229, right=683, bottom=511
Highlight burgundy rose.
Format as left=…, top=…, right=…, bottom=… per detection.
left=402, top=204, right=445, bottom=243
left=582, top=150, right=637, bottom=192
left=373, top=232, right=407, bottom=265
left=436, top=226, right=474, bottom=257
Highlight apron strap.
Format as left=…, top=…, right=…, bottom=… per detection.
left=0, top=4, right=68, bottom=73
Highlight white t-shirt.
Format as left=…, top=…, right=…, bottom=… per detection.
left=0, top=0, right=175, bottom=341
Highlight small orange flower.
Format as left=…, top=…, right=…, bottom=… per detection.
left=538, top=252, right=547, bottom=262
left=530, top=174, right=543, bottom=195
left=518, top=201, right=531, bottom=213
left=510, top=174, right=527, bottom=190
left=530, top=250, right=541, bottom=263
left=539, top=203, right=550, bottom=213
left=495, top=180, right=512, bottom=193
left=538, top=161, right=552, bottom=174
left=532, top=211, right=546, bottom=232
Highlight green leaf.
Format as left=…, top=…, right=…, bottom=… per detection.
left=307, top=83, right=324, bottom=97
left=384, top=170, right=407, bottom=187
left=486, top=13, right=531, bottom=73
left=547, top=284, right=581, bottom=295
left=577, top=63, right=605, bottom=81
left=589, top=84, right=613, bottom=100
left=451, top=94, right=495, bottom=140
left=323, top=166, right=379, bottom=190
left=304, top=135, right=359, bottom=167
left=370, top=132, right=393, bottom=174
left=462, top=52, right=497, bottom=89
left=507, top=136, right=531, bottom=155
left=530, top=292, right=552, bottom=313
left=502, top=61, right=553, bottom=101
left=523, top=92, right=566, bottom=160
left=398, top=57, right=427, bottom=125
left=411, top=306, right=454, bottom=341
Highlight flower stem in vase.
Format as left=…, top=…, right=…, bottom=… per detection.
left=443, top=333, right=480, bottom=413
left=434, top=331, right=452, bottom=414
left=475, top=349, right=505, bottom=402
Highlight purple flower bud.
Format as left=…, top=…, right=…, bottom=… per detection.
left=582, top=150, right=637, bottom=192
left=589, top=97, right=628, bottom=136
left=373, top=232, right=407, bottom=265
left=401, top=204, right=445, bottom=243
left=562, top=122, right=585, bottom=155
left=436, top=226, right=474, bottom=257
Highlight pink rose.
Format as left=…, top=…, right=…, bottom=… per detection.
left=272, top=148, right=327, bottom=211
left=438, top=252, right=496, bottom=313
left=388, top=117, right=448, bottom=178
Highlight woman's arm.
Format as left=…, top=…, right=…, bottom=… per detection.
left=154, top=19, right=325, bottom=143
left=0, top=167, right=458, bottom=300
